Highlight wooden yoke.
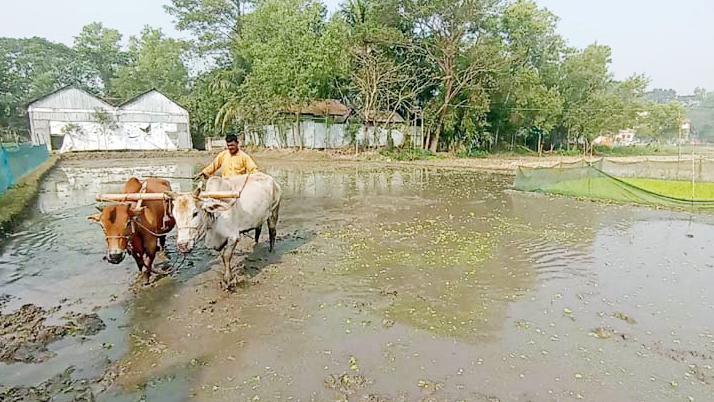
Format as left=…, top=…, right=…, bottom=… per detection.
left=96, top=191, right=241, bottom=202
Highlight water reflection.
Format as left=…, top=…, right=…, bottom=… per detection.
left=37, top=163, right=196, bottom=213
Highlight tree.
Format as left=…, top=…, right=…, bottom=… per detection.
left=164, top=0, right=253, bottom=55
left=647, top=88, right=677, bottom=104
left=112, top=27, right=190, bottom=102
left=183, top=66, right=246, bottom=147
left=217, top=0, right=348, bottom=143
left=640, top=100, right=685, bottom=140
left=489, top=0, right=566, bottom=150
left=0, top=37, right=96, bottom=136
left=73, top=22, right=126, bottom=96
left=377, top=0, right=504, bottom=151
left=559, top=44, right=613, bottom=149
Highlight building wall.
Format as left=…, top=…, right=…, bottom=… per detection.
left=28, top=88, right=192, bottom=151
left=248, top=121, right=415, bottom=149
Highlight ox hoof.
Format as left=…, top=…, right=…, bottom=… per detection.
left=154, top=251, right=169, bottom=265
left=152, top=266, right=173, bottom=276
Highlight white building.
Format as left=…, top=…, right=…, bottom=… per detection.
left=27, top=86, right=191, bottom=152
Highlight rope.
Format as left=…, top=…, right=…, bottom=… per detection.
left=132, top=218, right=170, bottom=238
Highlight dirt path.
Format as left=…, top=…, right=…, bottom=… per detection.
left=57, top=147, right=714, bottom=175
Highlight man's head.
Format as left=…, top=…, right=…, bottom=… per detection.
left=226, top=133, right=240, bottom=155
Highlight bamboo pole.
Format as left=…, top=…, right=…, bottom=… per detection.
left=96, top=191, right=240, bottom=202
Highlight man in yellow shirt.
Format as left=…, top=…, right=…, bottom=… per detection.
left=194, top=133, right=259, bottom=180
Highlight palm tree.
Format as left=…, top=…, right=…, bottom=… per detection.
left=338, top=0, right=369, bottom=28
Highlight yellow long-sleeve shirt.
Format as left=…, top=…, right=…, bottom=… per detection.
left=201, top=150, right=259, bottom=179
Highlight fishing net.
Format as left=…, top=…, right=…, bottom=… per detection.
left=0, top=144, right=50, bottom=195
left=514, top=158, right=714, bottom=211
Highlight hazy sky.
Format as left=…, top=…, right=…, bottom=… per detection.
left=2, top=0, right=712, bottom=94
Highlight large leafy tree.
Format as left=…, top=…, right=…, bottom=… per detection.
left=376, top=0, right=503, bottom=151
left=217, top=0, right=348, bottom=133
left=112, top=27, right=190, bottom=102
left=73, top=22, right=126, bottom=96
left=488, top=0, right=566, bottom=150
left=0, top=37, right=96, bottom=137
left=164, top=0, right=253, bottom=55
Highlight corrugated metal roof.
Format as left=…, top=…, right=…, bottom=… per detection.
left=27, top=86, right=114, bottom=110
left=118, top=89, right=188, bottom=114
left=361, top=110, right=405, bottom=124
left=284, top=99, right=351, bottom=118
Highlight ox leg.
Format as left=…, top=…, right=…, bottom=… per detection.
left=254, top=225, right=262, bottom=245
left=221, top=237, right=240, bottom=290
left=158, top=235, right=167, bottom=251
left=132, top=253, right=144, bottom=272
left=141, top=240, right=159, bottom=286
left=268, top=203, right=280, bottom=252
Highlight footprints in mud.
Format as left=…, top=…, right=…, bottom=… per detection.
left=1, top=366, right=95, bottom=401
left=0, top=303, right=105, bottom=364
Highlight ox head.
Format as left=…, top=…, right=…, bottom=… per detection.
left=172, top=187, right=208, bottom=254
left=88, top=203, right=144, bottom=264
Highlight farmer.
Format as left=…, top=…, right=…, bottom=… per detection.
left=194, top=132, right=259, bottom=180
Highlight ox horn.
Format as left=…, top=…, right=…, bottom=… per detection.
left=95, top=205, right=106, bottom=212
left=192, top=183, right=203, bottom=198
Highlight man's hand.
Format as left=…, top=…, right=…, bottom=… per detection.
left=192, top=172, right=207, bottom=180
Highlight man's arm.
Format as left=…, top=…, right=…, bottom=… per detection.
left=200, top=151, right=225, bottom=177
left=244, top=153, right=259, bottom=174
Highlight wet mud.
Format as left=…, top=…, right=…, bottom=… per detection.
left=0, top=303, right=105, bottom=364
left=2, top=158, right=714, bottom=402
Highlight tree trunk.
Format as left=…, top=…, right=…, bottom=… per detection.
left=429, top=65, right=455, bottom=153
left=493, top=125, right=499, bottom=151
left=538, top=131, right=542, bottom=157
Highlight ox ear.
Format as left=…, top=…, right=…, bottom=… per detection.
left=87, top=213, right=101, bottom=223
left=202, top=198, right=232, bottom=214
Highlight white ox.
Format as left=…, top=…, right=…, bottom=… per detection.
left=172, top=172, right=281, bottom=289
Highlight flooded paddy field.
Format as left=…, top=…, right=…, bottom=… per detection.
left=1, top=157, right=714, bottom=402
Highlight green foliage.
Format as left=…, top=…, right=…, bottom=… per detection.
left=457, top=149, right=489, bottom=158
left=73, top=22, right=126, bottom=95
left=0, top=37, right=97, bottom=136
left=555, top=148, right=582, bottom=156
left=380, top=148, right=440, bottom=161
left=111, top=27, right=190, bottom=102
left=164, top=0, right=251, bottom=55
left=0, top=0, right=709, bottom=153
left=688, top=91, right=714, bottom=142
left=593, top=145, right=675, bottom=156
left=216, top=0, right=348, bottom=129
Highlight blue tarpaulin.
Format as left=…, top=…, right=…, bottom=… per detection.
left=0, top=144, right=50, bottom=196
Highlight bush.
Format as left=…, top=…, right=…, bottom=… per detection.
left=457, top=149, right=489, bottom=158
left=380, top=148, right=441, bottom=161
left=593, top=145, right=664, bottom=156
left=555, top=148, right=582, bottom=156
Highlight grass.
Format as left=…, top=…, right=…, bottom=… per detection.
left=380, top=148, right=443, bottom=161
left=624, top=178, right=714, bottom=199
left=0, top=156, right=59, bottom=233
left=543, top=176, right=714, bottom=201
left=594, top=145, right=681, bottom=156
left=457, top=149, right=490, bottom=158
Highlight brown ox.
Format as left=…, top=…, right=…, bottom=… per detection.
left=89, top=177, right=176, bottom=285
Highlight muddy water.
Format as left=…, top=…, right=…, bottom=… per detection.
left=2, top=158, right=714, bottom=402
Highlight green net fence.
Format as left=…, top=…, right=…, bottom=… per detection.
left=514, top=158, right=714, bottom=211
left=0, top=144, right=50, bottom=196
